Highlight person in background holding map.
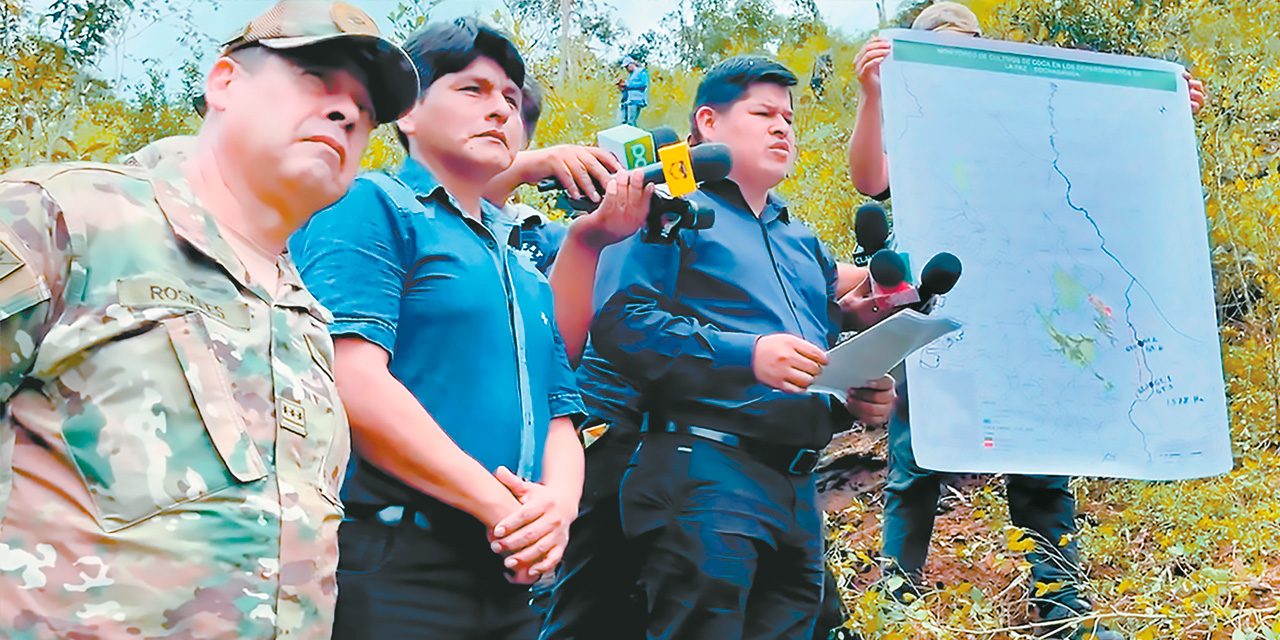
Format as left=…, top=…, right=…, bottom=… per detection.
left=618, top=56, right=650, bottom=126
left=843, top=3, right=1205, bottom=640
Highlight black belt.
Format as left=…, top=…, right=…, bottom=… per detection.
left=641, top=421, right=821, bottom=475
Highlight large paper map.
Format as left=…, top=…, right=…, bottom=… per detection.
left=879, top=29, right=1231, bottom=480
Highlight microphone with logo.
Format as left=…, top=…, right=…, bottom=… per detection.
left=538, top=126, right=731, bottom=244
left=868, top=249, right=919, bottom=309
left=535, top=126, right=683, bottom=195
left=840, top=247, right=961, bottom=331
left=865, top=249, right=962, bottom=314
left=851, top=203, right=890, bottom=267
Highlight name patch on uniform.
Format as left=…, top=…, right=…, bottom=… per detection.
left=279, top=398, right=308, bottom=437
left=118, top=277, right=251, bottom=330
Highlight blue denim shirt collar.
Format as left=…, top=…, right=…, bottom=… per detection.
left=397, top=156, right=518, bottom=246
left=397, top=155, right=445, bottom=199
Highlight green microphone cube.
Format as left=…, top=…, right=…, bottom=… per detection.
left=597, top=124, right=656, bottom=169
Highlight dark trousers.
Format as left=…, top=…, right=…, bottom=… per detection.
left=540, top=424, right=645, bottom=640
left=333, top=501, right=540, bottom=640
left=542, top=422, right=845, bottom=640
left=815, top=569, right=845, bottom=639
left=620, top=431, right=824, bottom=640
left=883, top=403, right=1081, bottom=601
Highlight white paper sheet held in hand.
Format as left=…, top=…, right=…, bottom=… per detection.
left=811, top=310, right=961, bottom=397
left=878, top=29, right=1232, bottom=480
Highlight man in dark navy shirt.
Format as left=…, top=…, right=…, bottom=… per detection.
left=587, top=55, right=897, bottom=640
left=289, top=18, right=649, bottom=640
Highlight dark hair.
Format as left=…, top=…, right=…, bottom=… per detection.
left=689, top=55, right=797, bottom=143
left=396, top=17, right=526, bottom=149
left=520, top=76, right=544, bottom=146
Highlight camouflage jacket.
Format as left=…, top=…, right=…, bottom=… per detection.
left=0, top=139, right=350, bottom=639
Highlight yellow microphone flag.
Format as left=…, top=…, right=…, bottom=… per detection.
left=659, top=141, right=697, bottom=197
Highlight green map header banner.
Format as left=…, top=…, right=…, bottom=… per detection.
left=893, top=39, right=1178, bottom=92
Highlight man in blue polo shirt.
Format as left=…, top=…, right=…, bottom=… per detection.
left=289, top=17, right=650, bottom=640
left=588, top=55, right=897, bottom=640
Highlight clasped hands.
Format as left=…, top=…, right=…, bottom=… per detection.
left=486, top=466, right=578, bottom=585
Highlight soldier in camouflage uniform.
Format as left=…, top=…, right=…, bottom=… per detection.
left=0, top=2, right=416, bottom=638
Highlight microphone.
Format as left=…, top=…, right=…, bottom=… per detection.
left=538, top=142, right=732, bottom=195
left=650, top=126, right=680, bottom=151
left=852, top=203, right=890, bottom=266
left=638, top=142, right=732, bottom=186
left=536, top=126, right=682, bottom=193
left=840, top=249, right=960, bottom=330
left=868, top=249, right=920, bottom=308
left=909, top=252, right=961, bottom=312
left=637, top=143, right=730, bottom=243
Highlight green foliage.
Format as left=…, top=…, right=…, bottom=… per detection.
left=502, top=0, right=627, bottom=55
left=635, top=0, right=829, bottom=70
left=43, top=0, right=132, bottom=64
left=0, top=0, right=196, bottom=171
left=3, top=1, right=1280, bottom=636
left=387, top=0, right=442, bottom=44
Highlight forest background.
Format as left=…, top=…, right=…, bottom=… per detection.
left=3, top=0, right=1279, bottom=637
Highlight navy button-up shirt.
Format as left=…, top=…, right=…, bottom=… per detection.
left=590, top=179, right=847, bottom=449
left=574, top=246, right=644, bottom=427
left=289, top=159, right=583, bottom=508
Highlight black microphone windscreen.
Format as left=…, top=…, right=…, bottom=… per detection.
left=918, top=252, right=962, bottom=297
left=854, top=203, right=890, bottom=254
left=869, top=249, right=908, bottom=288
left=689, top=143, right=732, bottom=182
left=651, top=126, right=680, bottom=151
left=640, top=142, right=732, bottom=186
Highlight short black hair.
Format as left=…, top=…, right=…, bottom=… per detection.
left=397, top=17, right=526, bottom=149
left=690, top=55, right=797, bottom=143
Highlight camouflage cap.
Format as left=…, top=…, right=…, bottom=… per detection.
left=217, top=0, right=417, bottom=124
left=911, top=2, right=982, bottom=36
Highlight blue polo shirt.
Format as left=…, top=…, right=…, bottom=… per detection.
left=289, top=158, right=583, bottom=508
left=589, top=179, right=848, bottom=449
left=505, top=205, right=640, bottom=426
